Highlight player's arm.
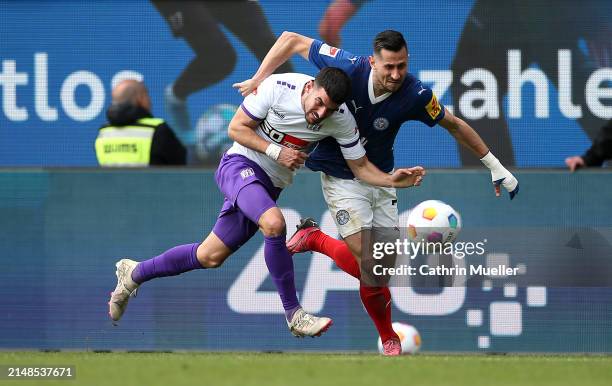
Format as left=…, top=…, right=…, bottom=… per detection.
left=334, top=112, right=424, bottom=188
left=438, top=108, right=519, bottom=199
left=437, top=108, right=489, bottom=158
left=229, top=79, right=308, bottom=171
left=233, top=31, right=314, bottom=96
left=227, top=109, right=307, bottom=171
left=346, top=156, right=426, bottom=188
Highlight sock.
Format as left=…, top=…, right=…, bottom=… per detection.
left=360, top=286, right=398, bottom=343
left=131, top=243, right=203, bottom=284
left=263, top=234, right=301, bottom=320
left=307, top=230, right=361, bottom=279
left=307, top=230, right=397, bottom=341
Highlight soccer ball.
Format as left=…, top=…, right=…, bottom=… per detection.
left=376, top=322, right=422, bottom=354
left=195, top=104, right=238, bottom=164
left=407, top=200, right=462, bottom=243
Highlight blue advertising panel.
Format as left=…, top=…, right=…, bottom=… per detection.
left=1, top=170, right=611, bottom=352
left=1, top=0, right=610, bottom=167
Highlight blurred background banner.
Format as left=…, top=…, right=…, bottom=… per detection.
left=1, top=0, right=610, bottom=167
left=1, top=169, right=611, bottom=352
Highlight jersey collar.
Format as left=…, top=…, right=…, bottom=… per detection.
left=368, top=70, right=392, bottom=105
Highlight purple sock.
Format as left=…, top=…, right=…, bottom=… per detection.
left=263, top=234, right=301, bottom=320
left=131, top=243, right=203, bottom=284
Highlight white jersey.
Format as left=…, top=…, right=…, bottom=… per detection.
left=227, top=73, right=365, bottom=188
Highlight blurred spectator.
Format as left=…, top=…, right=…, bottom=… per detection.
left=566, top=119, right=612, bottom=171
left=318, top=0, right=369, bottom=47
left=151, top=0, right=294, bottom=136
left=95, top=80, right=186, bottom=167
left=452, top=0, right=611, bottom=167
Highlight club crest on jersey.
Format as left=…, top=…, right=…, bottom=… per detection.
left=319, top=43, right=339, bottom=58
left=426, top=94, right=442, bottom=120
left=307, top=123, right=322, bottom=132
left=336, top=209, right=350, bottom=225
left=373, top=117, right=389, bottom=131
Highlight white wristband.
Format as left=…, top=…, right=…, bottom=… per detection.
left=480, top=151, right=501, bottom=170
left=265, top=143, right=282, bottom=161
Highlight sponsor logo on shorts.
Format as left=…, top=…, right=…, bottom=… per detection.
left=425, top=94, right=442, bottom=120
left=319, top=43, right=339, bottom=58
left=240, top=168, right=255, bottom=179
left=336, top=209, right=350, bottom=225
left=373, top=117, right=389, bottom=131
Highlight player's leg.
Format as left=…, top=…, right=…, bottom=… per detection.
left=108, top=197, right=261, bottom=323
left=234, top=184, right=298, bottom=317
left=364, top=185, right=402, bottom=355
left=109, top=242, right=207, bottom=322
left=288, top=174, right=369, bottom=277
left=235, top=182, right=332, bottom=337
left=288, top=175, right=399, bottom=350
left=210, top=0, right=293, bottom=73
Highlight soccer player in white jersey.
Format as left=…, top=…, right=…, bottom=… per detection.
left=234, top=30, right=519, bottom=354
left=108, top=67, right=425, bottom=339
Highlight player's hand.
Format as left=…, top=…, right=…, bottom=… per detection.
left=480, top=152, right=519, bottom=200
left=565, top=156, right=585, bottom=172
left=391, top=166, right=426, bottom=188
left=277, top=148, right=308, bottom=171
left=232, top=78, right=261, bottom=97
left=490, top=167, right=519, bottom=199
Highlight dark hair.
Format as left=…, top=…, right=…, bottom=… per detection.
left=314, top=67, right=352, bottom=105
left=373, top=30, right=407, bottom=54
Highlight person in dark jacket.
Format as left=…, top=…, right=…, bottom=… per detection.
left=566, top=119, right=612, bottom=171
left=95, top=80, right=186, bottom=166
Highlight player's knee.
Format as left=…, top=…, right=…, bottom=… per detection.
left=198, top=253, right=225, bottom=269
left=259, top=214, right=286, bottom=237
left=196, top=244, right=228, bottom=269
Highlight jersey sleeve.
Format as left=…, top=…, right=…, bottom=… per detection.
left=410, top=81, right=446, bottom=127
left=330, top=108, right=366, bottom=160
left=308, top=39, right=363, bottom=76
left=240, top=77, right=276, bottom=121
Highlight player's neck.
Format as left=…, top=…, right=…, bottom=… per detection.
left=373, top=84, right=387, bottom=98
left=372, top=82, right=389, bottom=98
left=372, top=76, right=390, bottom=98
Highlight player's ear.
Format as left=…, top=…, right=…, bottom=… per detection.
left=368, top=55, right=376, bottom=69
left=304, top=80, right=313, bottom=93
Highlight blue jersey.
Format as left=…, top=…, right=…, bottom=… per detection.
left=306, top=39, right=446, bottom=179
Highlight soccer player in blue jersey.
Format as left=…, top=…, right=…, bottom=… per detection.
left=234, top=30, right=519, bottom=355
left=108, top=67, right=425, bottom=340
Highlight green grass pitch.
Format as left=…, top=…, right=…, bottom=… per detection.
left=1, top=352, right=611, bottom=386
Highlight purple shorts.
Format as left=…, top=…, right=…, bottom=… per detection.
left=212, top=153, right=282, bottom=251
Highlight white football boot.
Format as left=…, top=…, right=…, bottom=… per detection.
left=108, top=259, right=140, bottom=322
left=287, top=308, right=333, bottom=338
